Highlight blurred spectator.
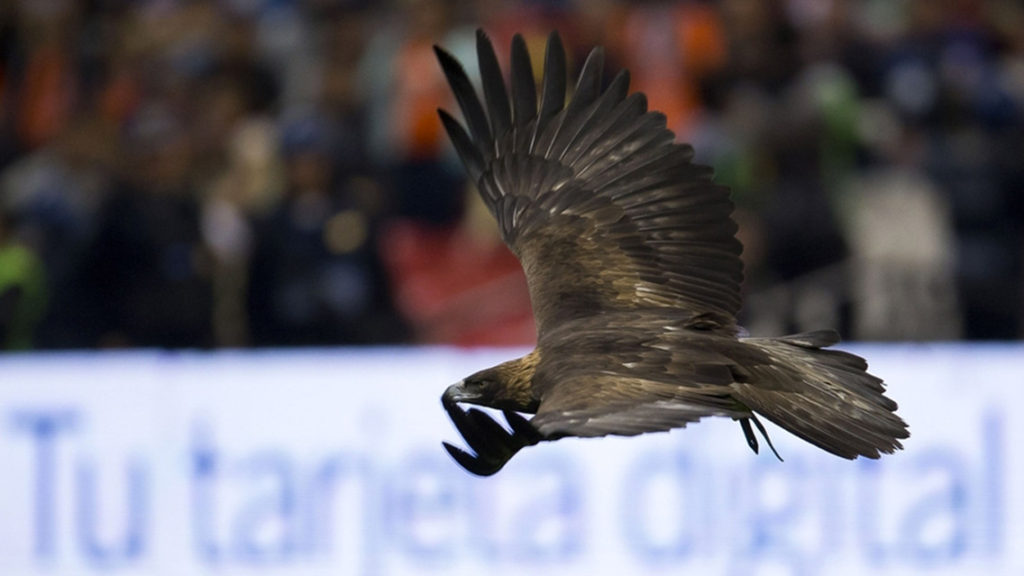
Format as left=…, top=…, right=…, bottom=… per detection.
left=358, top=0, right=469, bottom=225
left=614, top=1, right=729, bottom=135
left=83, top=104, right=215, bottom=348
left=845, top=163, right=962, bottom=340
left=202, top=114, right=281, bottom=347
left=12, top=1, right=78, bottom=152
left=0, top=114, right=115, bottom=348
left=0, top=205, right=47, bottom=349
left=247, top=112, right=407, bottom=345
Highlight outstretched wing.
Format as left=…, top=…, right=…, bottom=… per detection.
left=435, top=30, right=744, bottom=334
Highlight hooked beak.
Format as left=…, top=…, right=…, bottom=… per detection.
left=442, top=380, right=477, bottom=405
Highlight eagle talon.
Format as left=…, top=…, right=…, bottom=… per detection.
left=739, top=415, right=783, bottom=462
left=448, top=407, right=495, bottom=456
left=740, top=417, right=759, bottom=454
left=467, top=408, right=518, bottom=451
left=442, top=441, right=500, bottom=476
left=503, top=410, right=543, bottom=445
left=750, top=413, right=784, bottom=462
left=441, top=399, right=541, bottom=476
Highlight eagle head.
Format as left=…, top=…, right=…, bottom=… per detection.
left=444, top=353, right=540, bottom=413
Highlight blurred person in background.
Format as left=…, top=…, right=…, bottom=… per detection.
left=0, top=2, right=15, bottom=169
left=909, top=0, right=1024, bottom=339
left=0, top=0, right=123, bottom=347
left=82, top=104, right=215, bottom=348
left=615, top=0, right=731, bottom=136
left=359, top=0, right=469, bottom=225
left=189, top=12, right=283, bottom=347
left=0, top=204, right=46, bottom=350
left=0, top=116, right=117, bottom=348
left=247, top=112, right=407, bottom=346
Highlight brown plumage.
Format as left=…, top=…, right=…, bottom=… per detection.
left=436, top=30, right=909, bottom=476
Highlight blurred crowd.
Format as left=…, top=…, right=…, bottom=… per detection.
left=0, top=0, right=1022, bottom=350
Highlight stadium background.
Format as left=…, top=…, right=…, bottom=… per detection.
left=1, top=0, right=1022, bottom=348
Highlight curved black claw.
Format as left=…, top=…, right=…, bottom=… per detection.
left=739, top=415, right=784, bottom=462
left=740, top=417, right=759, bottom=453
left=503, top=410, right=544, bottom=444
left=442, top=396, right=542, bottom=476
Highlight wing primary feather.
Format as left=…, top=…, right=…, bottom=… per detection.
left=475, top=30, right=512, bottom=146
left=555, top=67, right=627, bottom=162
left=545, top=46, right=604, bottom=159
left=434, top=45, right=493, bottom=151
left=437, top=109, right=484, bottom=182
left=570, top=46, right=604, bottom=110
left=558, top=68, right=631, bottom=163
left=510, top=34, right=537, bottom=130
left=532, top=31, right=567, bottom=153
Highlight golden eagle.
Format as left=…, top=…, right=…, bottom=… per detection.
left=435, top=30, right=908, bottom=476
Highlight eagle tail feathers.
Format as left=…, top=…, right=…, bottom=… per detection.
left=734, top=333, right=909, bottom=459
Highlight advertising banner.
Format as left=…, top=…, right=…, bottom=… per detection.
left=1, top=344, right=1020, bottom=575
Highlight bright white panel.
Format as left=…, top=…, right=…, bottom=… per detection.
left=0, top=344, right=1020, bottom=575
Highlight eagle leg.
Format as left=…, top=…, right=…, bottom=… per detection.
left=503, top=410, right=544, bottom=445
left=739, top=417, right=759, bottom=454
left=441, top=395, right=541, bottom=476
left=466, top=408, right=520, bottom=453
left=750, top=413, right=784, bottom=462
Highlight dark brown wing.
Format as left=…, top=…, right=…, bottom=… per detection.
left=435, top=31, right=743, bottom=335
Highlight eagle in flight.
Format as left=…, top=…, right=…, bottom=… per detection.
left=434, top=30, right=909, bottom=476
